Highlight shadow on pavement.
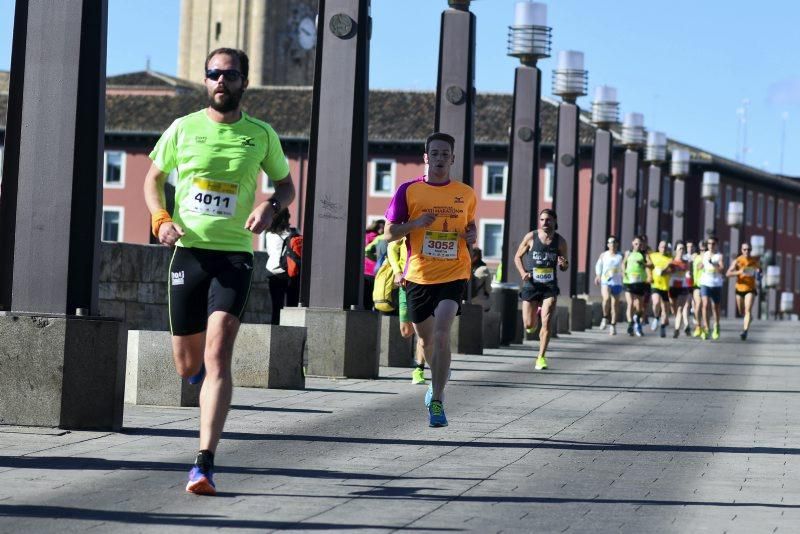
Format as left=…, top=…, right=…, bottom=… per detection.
left=104, top=430, right=800, bottom=456
left=229, top=405, right=333, bottom=414
left=0, top=504, right=459, bottom=530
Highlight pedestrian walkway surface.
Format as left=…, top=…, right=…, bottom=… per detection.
left=2, top=319, right=800, bottom=533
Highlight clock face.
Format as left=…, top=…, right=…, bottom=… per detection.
left=297, top=17, right=316, bottom=50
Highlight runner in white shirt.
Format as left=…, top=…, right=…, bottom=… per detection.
left=594, top=236, right=624, bottom=335
left=699, top=236, right=726, bottom=340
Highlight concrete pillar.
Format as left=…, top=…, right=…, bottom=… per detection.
left=672, top=177, right=686, bottom=241
left=726, top=226, right=741, bottom=319
left=645, top=164, right=663, bottom=243
left=553, top=103, right=580, bottom=297
left=502, top=65, right=541, bottom=287
left=434, top=3, right=476, bottom=185
left=0, top=0, right=126, bottom=430
left=703, top=200, right=716, bottom=238
left=294, top=0, right=379, bottom=378
left=619, top=149, right=640, bottom=250
left=587, top=129, right=613, bottom=297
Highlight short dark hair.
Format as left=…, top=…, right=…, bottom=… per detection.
left=425, top=132, right=455, bottom=154
left=707, top=235, right=718, bottom=243
left=205, top=48, right=249, bottom=80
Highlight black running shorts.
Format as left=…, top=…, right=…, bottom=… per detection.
left=653, top=288, right=670, bottom=300
left=168, top=247, right=254, bottom=336
left=736, top=289, right=757, bottom=298
left=519, top=281, right=559, bottom=303
left=404, top=280, right=465, bottom=324
left=625, top=282, right=648, bottom=296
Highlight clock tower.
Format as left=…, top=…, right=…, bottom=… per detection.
left=177, top=0, right=318, bottom=87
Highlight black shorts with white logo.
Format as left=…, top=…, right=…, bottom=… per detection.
left=168, top=247, right=254, bottom=336
left=519, top=281, right=559, bottom=303
left=404, top=279, right=465, bottom=324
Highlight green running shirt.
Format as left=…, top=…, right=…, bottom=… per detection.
left=149, top=110, right=290, bottom=253
left=624, top=251, right=647, bottom=284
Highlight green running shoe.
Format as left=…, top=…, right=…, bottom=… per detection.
left=411, top=367, right=426, bottom=385
left=534, top=354, right=548, bottom=370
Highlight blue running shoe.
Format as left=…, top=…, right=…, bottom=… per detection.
left=428, top=401, right=448, bottom=428
left=185, top=465, right=216, bottom=495
left=424, top=385, right=433, bottom=408
left=187, top=364, right=206, bottom=385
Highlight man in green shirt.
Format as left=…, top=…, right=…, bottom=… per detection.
left=144, top=48, right=295, bottom=496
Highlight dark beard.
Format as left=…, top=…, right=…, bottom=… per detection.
left=208, top=87, right=244, bottom=113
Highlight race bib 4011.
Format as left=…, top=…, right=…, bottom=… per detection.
left=186, top=178, right=238, bottom=217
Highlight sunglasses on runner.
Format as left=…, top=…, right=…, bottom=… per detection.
left=206, top=69, right=242, bottom=82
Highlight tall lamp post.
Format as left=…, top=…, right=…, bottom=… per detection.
left=586, top=85, right=619, bottom=297
left=501, top=1, right=551, bottom=287
left=618, top=112, right=645, bottom=249
left=286, top=0, right=379, bottom=379
left=552, top=50, right=587, bottom=298
left=670, top=148, right=691, bottom=241
left=765, top=265, right=780, bottom=320
left=435, top=0, right=476, bottom=184
left=726, top=201, right=744, bottom=318
left=644, top=131, right=667, bottom=243
left=751, top=235, right=765, bottom=319
left=701, top=171, right=720, bottom=239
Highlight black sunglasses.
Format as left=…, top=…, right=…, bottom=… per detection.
left=206, top=69, right=242, bottom=82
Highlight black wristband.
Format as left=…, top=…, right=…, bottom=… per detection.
left=268, top=197, right=281, bottom=213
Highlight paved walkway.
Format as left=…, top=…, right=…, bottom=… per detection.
left=2, top=319, right=800, bottom=533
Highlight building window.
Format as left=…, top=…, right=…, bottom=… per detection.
left=776, top=252, right=783, bottom=289
left=757, top=193, right=764, bottom=227
left=786, top=254, right=793, bottom=293
left=736, top=187, right=744, bottom=204
left=482, top=162, right=507, bottom=199
left=797, top=206, right=800, bottom=236
left=778, top=200, right=785, bottom=234
left=788, top=202, right=795, bottom=237
left=480, top=219, right=504, bottom=260
left=746, top=191, right=753, bottom=226
left=103, top=151, right=125, bottom=188
left=767, top=196, right=775, bottom=230
left=661, top=177, right=671, bottom=214
left=543, top=163, right=554, bottom=202
left=371, top=160, right=395, bottom=196
left=101, top=207, right=124, bottom=242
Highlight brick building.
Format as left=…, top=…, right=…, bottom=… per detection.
left=1, top=70, right=799, bottom=311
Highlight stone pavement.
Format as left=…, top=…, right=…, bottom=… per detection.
left=2, top=319, right=800, bottom=533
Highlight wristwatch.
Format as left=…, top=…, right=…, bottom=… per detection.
left=267, top=197, right=281, bottom=213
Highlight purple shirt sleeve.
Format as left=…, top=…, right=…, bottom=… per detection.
left=384, top=178, right=420, bottom=223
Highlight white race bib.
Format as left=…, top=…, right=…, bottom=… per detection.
left=186, top=178, right=238, bottom=217
left=532, top=267, right=555, bottom=283
left=422, top=231, right=458, bottom=259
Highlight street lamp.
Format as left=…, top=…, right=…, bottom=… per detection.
left=726, top=200, right=744, bottom=319
left=750, top=235, right=765, bottom=257
left=435, top=0, right=476, bottom=184
left=586, top=85, right=619, bottom=296
left=644, top=131, right=667, bottom=243
left=701, top=171, right=720, bottom=238
left=619, top=112, right=645, bottom=249
left=552, top=50, right=587, bottom=301
left=765, top=264, right=781, bottom=320
left=670, top=148, right=691, bottom=241
left=750, top=235, right=765, bottom=319
left=498, top=0, right=551, bottom=343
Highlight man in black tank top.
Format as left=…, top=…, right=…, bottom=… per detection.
left=514, top=209, right=569, bottom=370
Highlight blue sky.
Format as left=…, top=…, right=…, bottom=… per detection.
left=1, top=0, right=798, bottom=176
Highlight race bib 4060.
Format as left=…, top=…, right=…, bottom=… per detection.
left=533, top=267, right=554, bottom=283
left=422, top=231, right=458, bottom=259
left=187, top=178, right=238, bottom=217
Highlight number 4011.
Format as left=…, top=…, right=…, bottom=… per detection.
left=194, top=193, right=230, bottom=208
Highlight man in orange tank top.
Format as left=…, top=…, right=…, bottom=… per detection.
left=726, top=242, right=761, bottom=340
